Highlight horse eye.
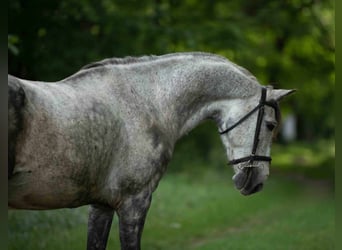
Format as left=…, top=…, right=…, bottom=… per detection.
left=266, top=121, right=277, bottom=131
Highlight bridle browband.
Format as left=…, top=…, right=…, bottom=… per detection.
left=219, top=87, right=277, bottom=166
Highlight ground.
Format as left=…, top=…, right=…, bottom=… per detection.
left=8, top=168, right=334, bottom=250
left=8, top=134, right=335, bottom=249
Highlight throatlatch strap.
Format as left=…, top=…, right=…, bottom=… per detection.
left=219, top=105, right=261, bottom=135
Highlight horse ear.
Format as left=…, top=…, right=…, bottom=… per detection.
left=268, top=89, right=296, bottom=102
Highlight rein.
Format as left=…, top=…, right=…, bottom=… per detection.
left=219, top=87, right=277, bottom=166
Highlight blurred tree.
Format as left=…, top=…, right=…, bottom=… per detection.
left=8, top=0, right=334, bottom=143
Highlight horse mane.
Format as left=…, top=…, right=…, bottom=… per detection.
left=81, top=55, right=157, bottom=70
left=80, top=52, right=229, bottom=70
left=76, top=52, right=258, bottom=85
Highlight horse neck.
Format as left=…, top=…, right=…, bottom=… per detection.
left=153, top=61, right=261, bottom=139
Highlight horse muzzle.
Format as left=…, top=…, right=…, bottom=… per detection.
left=232, top=166, right=266, bottom=196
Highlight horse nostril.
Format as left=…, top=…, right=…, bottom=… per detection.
left=251, top=183, right=263, bottom=194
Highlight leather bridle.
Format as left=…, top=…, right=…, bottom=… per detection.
left=219, top=87, right=278, bottom=166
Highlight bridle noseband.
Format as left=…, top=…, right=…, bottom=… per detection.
left=219, top=87, right=277, bottom=166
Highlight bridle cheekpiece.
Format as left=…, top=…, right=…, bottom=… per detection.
left=219, top=87, right=277, bottom=166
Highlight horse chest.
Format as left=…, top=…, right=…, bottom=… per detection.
left=104, top=129, right=173, bottom=197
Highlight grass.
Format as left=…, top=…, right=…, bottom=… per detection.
left=8, top=168, right=334, bottom=250
left=8, top=125, right=335, bottom=249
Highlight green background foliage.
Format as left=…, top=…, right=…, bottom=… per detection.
left=9, top=0, right=334, bottom=141
left=8, top=0, right=334, bottom=249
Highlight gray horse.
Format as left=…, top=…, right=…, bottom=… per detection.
left=8, top=52, right=294, bottom=250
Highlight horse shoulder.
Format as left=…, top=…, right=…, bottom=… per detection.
left=104, top=123, right=174, bottom=200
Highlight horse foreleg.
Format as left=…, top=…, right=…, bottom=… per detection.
left=87, top=204, right=115, bottom=250
left=117, top=191, right=152, bottom=250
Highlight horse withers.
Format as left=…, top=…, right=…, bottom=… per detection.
left=8, top=52, right=295, bottom=250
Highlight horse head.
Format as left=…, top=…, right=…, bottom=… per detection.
left=219, top=87, right=295, bottom=195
